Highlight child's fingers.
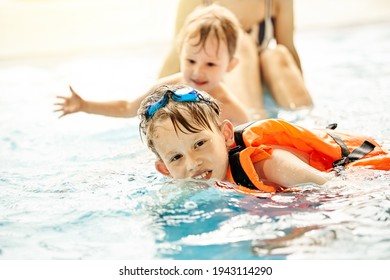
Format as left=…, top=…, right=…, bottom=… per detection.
left=55, top=95, right=68, bottom=100
left=53, top=108, right=64, bottom=113
left=69, top=86, right=78, bottom=95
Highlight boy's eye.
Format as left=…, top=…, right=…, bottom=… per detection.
left=187, top=59, right=195, bottom=64
left=170, top=154, right=183, bottom=162
left=207, top=62, right=216, bottom=67
left=195, top=140, right=206, bottom=149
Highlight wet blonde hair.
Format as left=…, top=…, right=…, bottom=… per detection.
left=138, top=84, right=221, bottom=158
left=176, top=4, right=241, bottom=60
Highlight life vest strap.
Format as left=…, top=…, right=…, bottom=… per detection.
left=230, top=121, right=267, bottom=190
left=326, top=123, right=376, bottom=169
left=234, top=121, right=255, bottom=148
left=326, top=123, right=377, bottom=171
left=332, top=140, right=376, bottom=167
left=326, top=123, right=338, bottom=130
left=327, top=131, right=350, bottom=158
left=228, top=146, right=257, bottom=190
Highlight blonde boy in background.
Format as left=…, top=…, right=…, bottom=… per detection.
left=55, top=5, right=249, bottom=125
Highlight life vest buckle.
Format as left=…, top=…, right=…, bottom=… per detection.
left=333, top=157, right=350, bottom=168
left=332, top=157, right=350, bottom=174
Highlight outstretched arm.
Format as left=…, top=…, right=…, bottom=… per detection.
left=255, top=148, right=333, bottom=187
left=54, top=86, right=143, bottom=119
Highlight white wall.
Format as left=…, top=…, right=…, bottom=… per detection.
left=0, top=0, right=179, bottom=59
left=1, top=0, right=389, bottom=59
left=295, top=0, right=390, bottom=30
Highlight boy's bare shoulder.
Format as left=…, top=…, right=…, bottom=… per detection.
left=156, top=72, right=184, bottom=85
left=210, top=82, right=235, bottom=103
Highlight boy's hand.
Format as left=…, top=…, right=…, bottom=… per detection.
left=54, top=86, right=84, bottom=118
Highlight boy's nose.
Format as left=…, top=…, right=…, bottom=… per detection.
left=192, top=65, right=204, bottom=77
left=186, top=155, right=202, bottom=172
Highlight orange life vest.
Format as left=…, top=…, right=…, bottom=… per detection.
left=225, top=119, right=390, bottom=193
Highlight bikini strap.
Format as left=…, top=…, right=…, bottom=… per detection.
left=266, top=0, right=272, bottom=18
left=258, top=0, right=275, bottom=52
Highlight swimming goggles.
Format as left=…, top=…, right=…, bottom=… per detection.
left=145, top=87, right=209, bottom=119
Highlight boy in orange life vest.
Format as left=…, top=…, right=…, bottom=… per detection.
left=54, top=4, right=248, bottom=126
left=138, top=84, right=390, bottom=193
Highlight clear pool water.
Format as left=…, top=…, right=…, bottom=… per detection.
left=1, top=22, right=390, bottom=260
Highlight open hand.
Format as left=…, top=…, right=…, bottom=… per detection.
left=54, top=86, right=84, bottom=118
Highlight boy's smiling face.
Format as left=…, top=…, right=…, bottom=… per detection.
left=180, top=34, right=237, bottom=93
left=153, top=116, right=235, bottom=181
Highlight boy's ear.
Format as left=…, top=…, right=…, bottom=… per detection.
left=155, top=160, right=171, bottom=176
left=227, top=57, right=239, bottom=72
left=221, top=120, right=235, bottom=147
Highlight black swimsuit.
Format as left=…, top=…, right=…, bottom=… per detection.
left=257, top=17, right=275, bottom=47
left=257, top=0, right=276, bottom=51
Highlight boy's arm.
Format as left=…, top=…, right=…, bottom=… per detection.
left=255, top=148, right=333, bottom=187
left=54, top=86, right=143, bottom=118
left=54, top=74, right=183, bottom=118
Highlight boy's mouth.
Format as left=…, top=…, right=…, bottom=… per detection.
left=192, top=170, right=211, bottom=180
left=191, top=79, right=208, bottom=87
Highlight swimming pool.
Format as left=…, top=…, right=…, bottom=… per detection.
left=1, top=21, right=389, bottom=260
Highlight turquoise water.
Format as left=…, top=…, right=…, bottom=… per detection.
left=1, top=22, right=390, bottom=260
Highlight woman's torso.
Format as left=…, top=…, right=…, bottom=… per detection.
left=204, top=0, right=276, bottom=46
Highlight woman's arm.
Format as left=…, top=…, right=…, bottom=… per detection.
left=274, top=0, right=302, bottom=70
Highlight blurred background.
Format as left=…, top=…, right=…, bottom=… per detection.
left=1, top=0, right=390, bottom=122
left=1, top=0, right=390, bottom=60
